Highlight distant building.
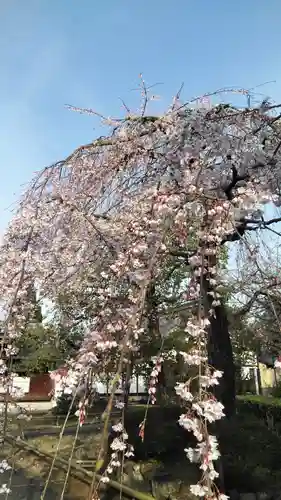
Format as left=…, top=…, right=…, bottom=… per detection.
left=239, top=349, right=281, bottom=395
left=0, top=330, right=53, bottom=402
left=50, top=365, right=147, bottom=402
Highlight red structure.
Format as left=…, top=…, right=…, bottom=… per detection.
left=19, top=367, right=68, bottom=402
left=0, top=373, right=54, bottom=402
left=22, top=373, right=53, bottom=401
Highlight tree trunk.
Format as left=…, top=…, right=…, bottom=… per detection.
left=202, top=252, right=235, bottom=419
left=255, top=353, right=262, bottom=395
left=157, top=363, right=167, bottom=402
left=123, top=359, right=133, bottom=409
left=203, top=276, right=235, bottom=494
left=207, top=301, right=236, bottom=418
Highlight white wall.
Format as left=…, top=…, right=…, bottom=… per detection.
left=93, top=375, right=146, bottom=395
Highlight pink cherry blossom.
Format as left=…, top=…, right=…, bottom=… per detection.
left=1, top=92, right=280, bottom=497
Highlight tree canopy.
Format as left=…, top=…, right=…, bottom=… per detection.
left=2, top=91, right=281, bottom=497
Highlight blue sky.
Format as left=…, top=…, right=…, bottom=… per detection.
left=1, top=0, right=281, bottom=231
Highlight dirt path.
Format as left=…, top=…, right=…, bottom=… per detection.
left=23, top=421, right=102, bottom=439
left=0, top=468, right=70, bottom=500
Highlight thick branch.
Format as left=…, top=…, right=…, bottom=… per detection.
left=222, top=215, right=281, bottom=244
left=223, top=165, right=250, bottom=201
left=233, top=281, right=280, bottom=317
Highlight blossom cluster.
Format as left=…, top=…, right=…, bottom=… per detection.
left=100, top=421, right=134, bottom=484
left=0, top=460, right=11, bottom=496
left=148, top=356, right=163, bottom=404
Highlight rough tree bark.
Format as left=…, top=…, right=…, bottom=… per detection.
left=123, top=358, right=133, bottom=409
left=207, top=300, right=236, bottom=418
left=202, top=259, right=236, bottom=494
left=203, top=268, right=236, bottom=419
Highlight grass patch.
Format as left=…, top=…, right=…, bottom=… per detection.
left=236, top=394, right=281, bottom=432
left=220, top=411, right=281, bottom=493
left=237, top=394, right=281, bottom=406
